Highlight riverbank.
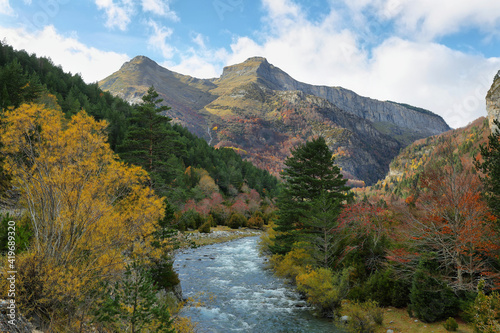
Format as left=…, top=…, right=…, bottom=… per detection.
left=377, top=307, right=473, bottom=333
left=176, top=225, right=264, bottom=248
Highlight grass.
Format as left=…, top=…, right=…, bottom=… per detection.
left=378, top=307, right=473, bottom=333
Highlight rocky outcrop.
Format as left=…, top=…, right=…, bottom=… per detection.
left=220, top=57, right=450, bottom=139
left=486, top=70, right=500, bottom=132
left=99, top=56, right=451, bottom=185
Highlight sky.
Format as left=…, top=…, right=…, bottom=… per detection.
left=1, top=0, right=500, bottom=129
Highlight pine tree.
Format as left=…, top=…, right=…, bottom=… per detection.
left=475, top=119, right=500, bottom=219
left=118, top=86, right=183, bottom=192
left=96, top=261, right=175, bottom=333
left=271, top=137, right=352, bottom=254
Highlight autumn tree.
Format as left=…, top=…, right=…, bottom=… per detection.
left=404, top=159, right=500, bottom=292
left=271, top=137, right=351, bottom=255
left=0, top=103, right=165, bottom=328
left=336, top=202, right=393, bottom=274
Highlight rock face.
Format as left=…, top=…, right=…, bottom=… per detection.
left=487, top=70, right=500, bottom=132
left=99, top=56, right=451, bottom=185
left=224, top=57, right=449, bottom=137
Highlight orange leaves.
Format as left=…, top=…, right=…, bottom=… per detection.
left=404, top=161, right=500, bottom=291
left=0, top=103, right=164, bottom=290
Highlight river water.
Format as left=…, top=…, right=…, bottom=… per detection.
left=175, top=236, right=341, bottom=332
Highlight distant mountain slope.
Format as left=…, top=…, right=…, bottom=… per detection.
left=0, top=42, right=279, bottom=199
left=368, top=116, right=490, bottom=197
left=99, top=56, right=451, bottom=185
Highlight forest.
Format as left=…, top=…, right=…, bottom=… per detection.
left=261, top=123, right=500, bottom=332
left=1, top=40, right=500, bottom=333
left=0, top=42, right=279, bottom=332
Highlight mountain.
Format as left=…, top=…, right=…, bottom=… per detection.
left=371, top=116, right=490, bottom=197
left=99, top=56, right=451, bottom=185
left=487, top=70, right=500, bottom=132
left=0, top=42, right=279, bottom=200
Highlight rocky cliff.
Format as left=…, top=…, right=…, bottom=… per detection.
left=99, top=56, right=451, bottom=185
left=487, top=70, right=500, bottom=132
left=224, top=58, right=449, bottom=137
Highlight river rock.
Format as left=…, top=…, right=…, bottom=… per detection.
left=173, top=283, right=183, bottom=302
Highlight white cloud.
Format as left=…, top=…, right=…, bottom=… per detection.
left=261, top=0, right=301, bottom=20
left=95, top=0, right=178, bottom=31
left=397, top=0, right=500, bottom=40
left=0, top=0, right=14, bottom=16
left=166, top=55, right=221, bottom=79
left=365, top=38, right=500, bottom=128
left=141, top=0, right=178, bottom=20
left=165, top=33, right=228, bottom=78
left=342, top=0, right=500, bottom=41
left=147, top=19, right=174, bottom=59
left=0, top=25, right=130, bottom=82
left=95, top=0, right=135, bottom=31
left=169, top=0, right=500, bottom=128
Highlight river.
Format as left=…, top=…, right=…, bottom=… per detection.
left=175, top=236, right=342, bottom=332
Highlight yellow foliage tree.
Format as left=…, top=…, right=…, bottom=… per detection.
left=198, top=174, right=219, bottom=197
left=296, top=267, right=352, bottom=314
left=0, top=103, right=165, bottom=327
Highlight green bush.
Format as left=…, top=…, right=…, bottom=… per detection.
left=443, top=317, right=458, bottom=331
left=179, top=210, right=206, bottom=230
left=198, top=220, right=211, bottom=233
left=210, top=207, right=228, bottom=226
left=470, top=280, right=500, bottom=333
left=391, top=278, right=411, bottom=308
left=364, top=269, right=392, bottom=306
left=207, top=214, right=216, bottom=227
left=409, top=257, right=459, bottom=323
left=228, top=213, right=247, bottom=229
left=364, top=269, right=410, bottom=308
left=340, top=300, right=384, bottom=333
left=458, top=291, right=477, bottom=323
left=149, top=257, right=180, bottom=291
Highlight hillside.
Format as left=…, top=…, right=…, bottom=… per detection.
left=364, top=116, right=490, bottom=198
left=99, top=56, right=450, bottom=185
left=0, top=42, right=279, bottom=201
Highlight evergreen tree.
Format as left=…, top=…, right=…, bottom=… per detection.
left=304, top=191, right=343, bottom=267
left=409, top=256, right=459, bottom=323
left=475, top=119, right=500, bottom=219
left=118, top=86, right=183, bottom=191
left=96, top=261, right=175, bottom=333
left=271, top=137, right=351, bottom=254
left=149, top=199, right=180, bottom=291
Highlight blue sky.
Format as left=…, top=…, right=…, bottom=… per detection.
left=1, top=0, right=500, bottom=128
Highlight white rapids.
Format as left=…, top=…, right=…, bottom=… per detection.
left=175, top=236, right=342, bottom=332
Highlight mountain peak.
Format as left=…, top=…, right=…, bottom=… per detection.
left=217, top=56, right=297, bottom=91
left=120, top=55, right=160, bottom=71
left=219, top=56, right=270, bottom=80
left=242, top=56, right=269, bottom=64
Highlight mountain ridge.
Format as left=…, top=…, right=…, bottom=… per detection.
left=99, top=55, right=451, bottom=185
